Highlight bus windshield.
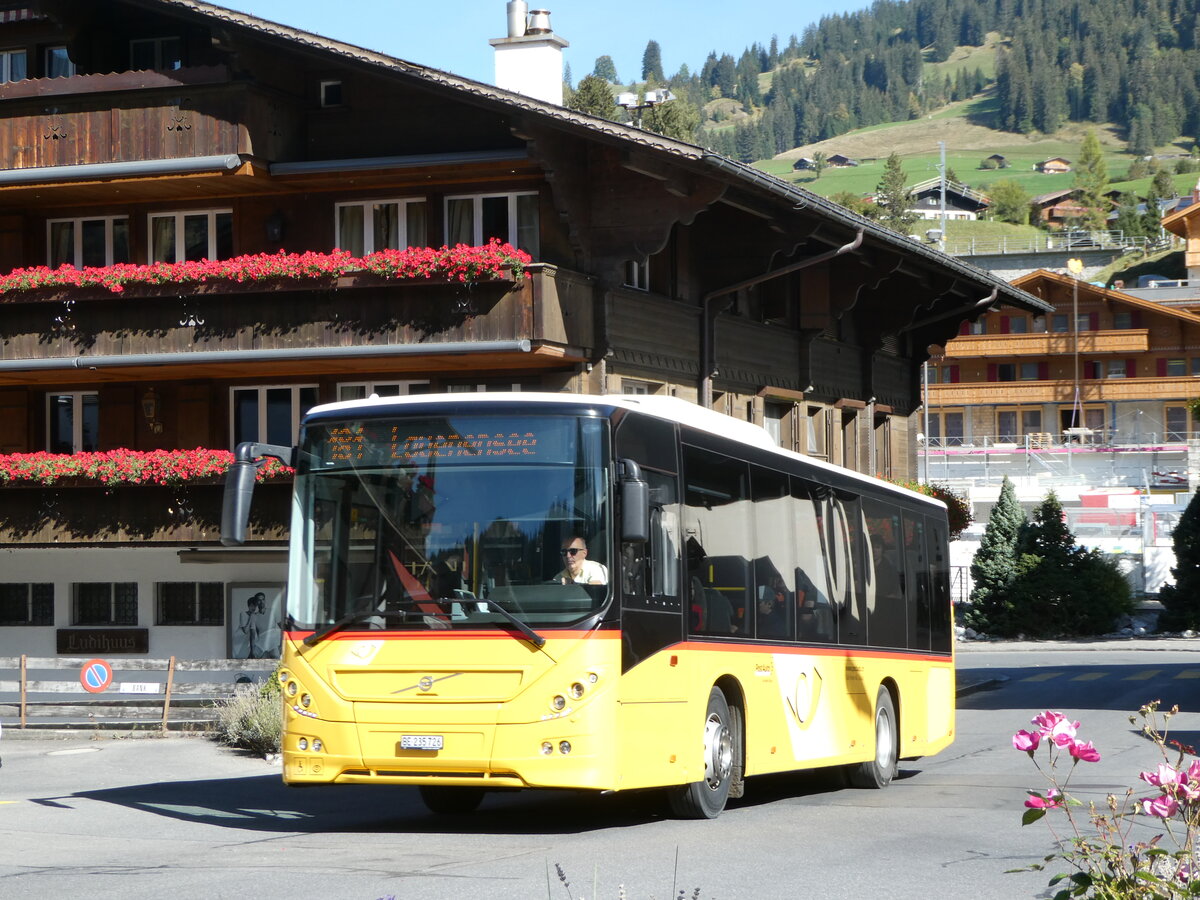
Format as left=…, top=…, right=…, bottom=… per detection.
left=287, top=412, right=610, bottom=634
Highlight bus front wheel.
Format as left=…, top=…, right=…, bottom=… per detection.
left=419, top=785, right=485, bottom=814
left=668, top=687, right=737, bottom=819
left=848, top=686, right=897, bottom=789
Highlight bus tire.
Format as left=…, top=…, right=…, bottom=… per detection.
left=668, top=687, right=736, bottom=819
left=419, top=785, right=485, bottom=814
left=848, top=686, right=897, bottom=789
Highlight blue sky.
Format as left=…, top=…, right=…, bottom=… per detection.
left=219, top=1, right=857, bottom=87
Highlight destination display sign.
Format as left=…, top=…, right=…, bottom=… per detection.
left=308, top=415, right=587, bottom=469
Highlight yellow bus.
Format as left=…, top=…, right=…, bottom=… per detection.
left=222, top=393, right=954, bottom=818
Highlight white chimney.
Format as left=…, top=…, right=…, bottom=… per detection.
left=490, top=3, right=569, bottom=106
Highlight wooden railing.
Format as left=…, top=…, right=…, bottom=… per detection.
left=0, top=656, right=277, bottom=733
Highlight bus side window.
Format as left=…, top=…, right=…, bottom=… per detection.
left=682, top=445, right=750, bottom=636
left=904, top=513, right=931, bottom=650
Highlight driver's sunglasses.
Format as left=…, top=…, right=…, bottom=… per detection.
left=560, top=547, right=583, bottom=556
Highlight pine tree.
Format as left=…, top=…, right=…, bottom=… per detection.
left=641, top=40, right=664, bottom=83
left=874, top=152, right=918, bottom=234
left=1073, top=130, right=1109, bottom=230
left=968, top=476, right=1025, bottom=614
left=642, top=95, right=700, bottom=143
left=568, top=75, right=616, bottom=119
left=1159, top=490, right=1200, bottom=631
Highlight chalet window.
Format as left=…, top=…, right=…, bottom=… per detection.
left=444, top=192, right=539, bottom=257
left=623, top=258, right=649, bottom=291
left=1106, top=360, right=1128, bottom=379
left=334, top=199, right=427, bottom=255
left=44, top=45, right=74, bottom=78
left=997, top=410, right=1018, bottom=442
left=968, top=320, right=986, bottom=335
left=1019, top=362, right=1039, bottom=380
left=1051, top=314, right=1069, bottom=332
left=0, top=583, right=53, bottom=626
left=336, top=380, right=432, bottom=401
left=130, top=37, right=182, bottom=71
left=763, top=401, right=789, bottom=447
left=1165, top=406, right=1189, bottom=442
left=73, top=582, right=138, bottom=626
left=927, top=410, right=964, bottom=447
left=156, top=582, right=224, bottom=626
left=149, top=210, right=233, bottom=263
left=1112, top=311, right=1133, bottom=330
left=47, top=392, right=98, bottom=453
left=1166, top=358, right=1187, bottom=377
left=1031, top=316, right=1047, bottom=333
left=1022, top=410, right=1043, bottom=434
left=231, top=385, right=317, bottom=447
left=48, top=216, right=131, bottom=268
left=319, top=80, right=342, bottom=107
left=621, top=379, right=654, bottom=395
left=1005, top=316, right=1028, bottom=334
left=996, top=364, right=1016, bottom=381
left=445, top=380, right=531, bottom=392
left=0, top=48, right=27, bottom=82
left=804, top=405, right=829, bottom=458
left=1192, top=358, right=1200, bottom=377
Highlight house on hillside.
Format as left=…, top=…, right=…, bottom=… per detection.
left=1161, top=181, right=1200, bottom=283
left=0, top=0, right=1047, bottom=660
left=791, top=157, right=816, bottom=170
left=906, top=178, right=990, bottom=221
left=1036, top=157, right=1072, bottom=174
left=1029, top=188, right=1105, bottom=228
left=981, top=154, right=1010, bottom=169
left=826, top=154, right=859, bottom=167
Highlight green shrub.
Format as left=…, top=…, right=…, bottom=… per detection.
left=213, top=682, right=282, bottom=756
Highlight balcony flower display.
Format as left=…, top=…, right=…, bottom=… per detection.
left=0, top=448, right=292, bottom=487
left=0, top=240, right=533, bottom=296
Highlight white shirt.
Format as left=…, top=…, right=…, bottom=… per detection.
left=557, top=558, right=608, bottom=585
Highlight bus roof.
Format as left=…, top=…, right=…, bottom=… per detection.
left=304, top=391, right=944, bottom=509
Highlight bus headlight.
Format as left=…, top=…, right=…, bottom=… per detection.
left=559, top=741, right=572, bottom=755
left=550, top=695, right=567, bottom=711
left=287, top=681, right=298, bottom=697
left=541, top=742, right=554, bottom=755
left=300, top=694, right=312, bottom=708
left=298, top=737, right=308, bottom=750
left=568, top=682, right=585, bottom=700
left=312, top=739, right=324, bottom=753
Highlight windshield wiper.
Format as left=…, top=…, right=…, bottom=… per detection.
left=472, top=596, right=546, bottom=648
left=303, top=609, right=391, bottom=646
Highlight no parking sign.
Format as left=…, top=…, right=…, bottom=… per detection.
left=80, top=659, right=113, bottom=693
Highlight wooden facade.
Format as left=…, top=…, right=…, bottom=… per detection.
left=929, top=269, right=1200, bottom=445
left=0, top=0, right=1048, bottom=657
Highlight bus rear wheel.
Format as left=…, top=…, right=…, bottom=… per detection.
left=668, top=687, right=736, bottom=819
left=848, top=686, right=897, bottom=789
left=419, top=785, right=485, bottom=814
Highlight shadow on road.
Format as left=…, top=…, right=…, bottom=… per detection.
left=29, top=759, right=872, bottom=834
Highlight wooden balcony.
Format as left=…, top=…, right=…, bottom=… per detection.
left=944, top=329, right=1150, bottom=357
left=0, top=263, right=595, bottom=387
left=929, top=375, right=1200, bottom=405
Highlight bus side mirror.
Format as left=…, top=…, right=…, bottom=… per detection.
left=619, top=458, right=650, bottom=543
left=221, top=442, right=294, bottom=546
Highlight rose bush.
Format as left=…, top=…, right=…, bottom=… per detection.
left=0, top=239, right=533, bottom=295
left=1015, top=702, right=1200, bottom=898
left=0, top=448, right=292, bottom=486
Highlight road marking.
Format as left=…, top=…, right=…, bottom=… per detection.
left=1023, top=672, right=1061, bottom=682
left=1126, top=670, right=1161, bottom=681
left=1176, top=670, right=1200, bottom=679
left=1071, top=672, right=1106, bottom=681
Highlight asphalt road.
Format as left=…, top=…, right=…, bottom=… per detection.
left=3, top=639, right=1200, bottom=900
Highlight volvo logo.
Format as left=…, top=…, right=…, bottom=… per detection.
left=393, top=672, right=462, bottom=694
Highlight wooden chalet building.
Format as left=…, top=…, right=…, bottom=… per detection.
left=927, top=269, right=1200, bottom=447
left=906, top=178, right=990, bottom=221
left=0, top=0, right=1046, bottom=659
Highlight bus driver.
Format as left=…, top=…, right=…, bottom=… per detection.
left=556, top=535, right=608, bottom=585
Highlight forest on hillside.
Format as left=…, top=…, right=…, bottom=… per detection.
left=570, top=0, right=1200, bottom=161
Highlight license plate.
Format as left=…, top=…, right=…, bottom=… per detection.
left=400, top=734, right=443, bottom=751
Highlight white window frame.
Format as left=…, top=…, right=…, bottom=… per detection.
left=0, top=582, right=53, bottom=626
left=47, top=216, right=130, bottom=268
left=0, top=48, right=27, bottom=83
left=623, top=258, right=649, bottom=291
left=44, top=45, right=74, bottom=78
left=336, top=380, right=431, bottom=402
left=230, top=384, right=317, bottom=448
left=129, top=36, right=182, bottom=71
left=147, top=209, right=232, bottom=263
left=333, top=198, right=426, bottom=255
left=621, top=379, right=655, bottom=395
left=319, top=79, right=343, bottom=107
left=46, top=391, right=98, bottom=452
left=445, top=382, right=526, bottom=393
left=156, top=582, right=224, bottom=626
left=443, top=191, right=539, bottom=255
